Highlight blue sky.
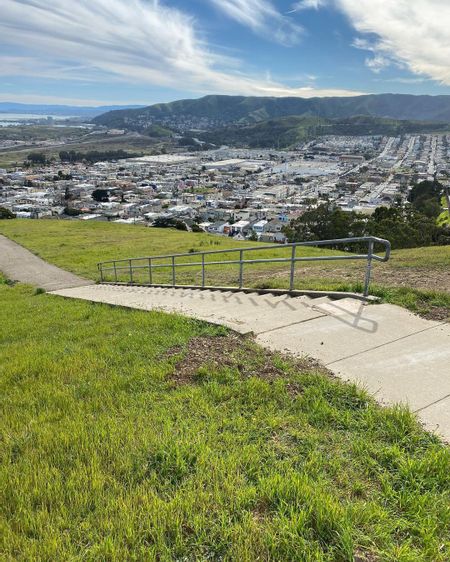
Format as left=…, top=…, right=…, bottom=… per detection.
left=1, top=0, right=449, bottom=106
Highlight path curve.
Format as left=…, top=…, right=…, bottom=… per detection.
left=53, top=283, right=450, bottom=442
left=0, top=234, right=92, bottom=291
left=1, top=232, right=449, bottom=442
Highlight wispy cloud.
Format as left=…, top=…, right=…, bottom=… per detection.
left=352, top=39, right=394, bottom=74
left=0, top=92, right=119, bottom=106
left=291, top=0, right=450, bottom=86
left=210, top=0, right=304, bottom=46
left=364, top=55, right=391, bottom=74
left=373, top=77, right=429, bottom=85
left=289, top=0, right=327, bottom=12
left=0, top=0, right=363, bottom=102
left=339, top=0, right=450, bottom=85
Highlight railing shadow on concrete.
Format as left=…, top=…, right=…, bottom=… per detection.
left=98, top=236, right=391, bottom=298
left=312, top=299, right=379, bottom=334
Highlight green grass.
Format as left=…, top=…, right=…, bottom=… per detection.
left=0, top=219, right=341, bottom=281
left=1, top=219, right=448, bottom=319
left=437, top=197, right=450, bottom=227
left=1, top=278, right=449, bottom=561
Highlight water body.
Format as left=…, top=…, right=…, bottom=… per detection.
left=0, top=113, right=76, bottom=126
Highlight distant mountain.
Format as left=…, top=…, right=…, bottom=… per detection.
left=94, top=94, right=450, bottom=132
left=197, top=115, right=448, bottom=149
left=0, top=102, right=144, bottom=118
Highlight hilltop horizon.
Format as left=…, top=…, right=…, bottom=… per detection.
left=3, top=92, right=450, bottom=117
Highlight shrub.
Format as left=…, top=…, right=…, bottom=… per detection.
left=0, top=207, right=16, bottom=220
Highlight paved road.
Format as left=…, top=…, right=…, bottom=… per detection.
left=52, top=284, right=450, bottom=442
left=0, top=234, right=91, bottom=291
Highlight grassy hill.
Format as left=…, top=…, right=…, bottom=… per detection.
left=198, top=115, right=447, bottom=149
left=93, top=93, right=450, bottom=131
left=1, top=276, right=449, bottom=560
left=1, top=220, right=449, bottom=319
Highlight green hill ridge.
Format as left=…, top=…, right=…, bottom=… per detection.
left=94, top=93, right=450, bottom=132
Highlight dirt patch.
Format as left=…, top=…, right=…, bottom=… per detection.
left=167, top=333, right=321, bottom=389
left=372, top=265, right=450, bottom=293
left=235, top=260, right=450, bottom=294
left=354, top=550, right=379, bottom=562
left=418, top=306, right=450, bottom=322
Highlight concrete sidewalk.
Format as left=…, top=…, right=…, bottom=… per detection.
left=0, top=235, right=91, bottom=291
left=2, top=233, right=448, bottom=439
left=51, top=284, right=450, bottom=441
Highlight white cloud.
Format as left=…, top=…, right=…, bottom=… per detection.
left=289, top=0, right=327, bottom=12
left=0, top=0, right=363, bottom=101
left=0, top=93, right=120, bottom=106
left=337, top=0, right=450, bottom=85
left=352, top=39, right=393, bottom=74
left=291, top=0, right=450, bottom=85
left=364, top=55, right=390, bottom=74
left=210, top=0, right=304, bottom=46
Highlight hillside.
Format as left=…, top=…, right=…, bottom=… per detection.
left=2, top=273, right=450, bottom=560
left=94, top=93, right=450, bottom=131
left=1, top=220, right=448, bottom=320
left=198, top=115, right=448, bottom=148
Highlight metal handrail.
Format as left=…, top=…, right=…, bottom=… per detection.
left=97, top=236, right=391, bottom=297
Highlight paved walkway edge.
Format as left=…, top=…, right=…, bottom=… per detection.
left=0, top=234, right=91, bottom=291
left=50, top=284, right=450, bottom=443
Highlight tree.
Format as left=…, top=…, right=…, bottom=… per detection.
left=175, top=220, right=188, bottom=231
left=27, top=152, right=47, bottom=165
left=153, top=217, right=188, bottom=231
left=409, top=180, right=441, bottom=204
left=153, top=217, right=172, bottom=228
left=408, top=179, right=443, bottom=218
left=284, top=204, right=364, bottom=244
left=92, top=189, right=109, bottom=202
left=60, top=149, right=140, bottom=164
left=0, top=207, right=16, bottom=220
left=64, top=207, right=82, bottom=216
left=284, top=203, right=449, bottom=250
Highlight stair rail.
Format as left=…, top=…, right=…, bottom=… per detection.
left=97, top=236, right=390, bottom=297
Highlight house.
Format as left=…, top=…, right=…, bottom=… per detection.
left=251, top=219, right=268, bottom=235
left=231, top=219, right=250, bottom=235
left=265, top=219, right=284, bottom=233
left=207, top=221, right=229, bottom=235
left=259, top=232, right=287, bottom=244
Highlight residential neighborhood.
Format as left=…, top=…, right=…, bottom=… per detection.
left=1, top=133, right=449, bottom=243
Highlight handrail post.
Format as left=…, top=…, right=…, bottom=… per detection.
left=289, top=245, right=296, bottom=291
left=97, top=236, right=391, bottom=296
left=201, top=254, right=205, bottom=288
left=363, top=239, right=374, bottom=297
left=239, top=250, right=244, bottom=289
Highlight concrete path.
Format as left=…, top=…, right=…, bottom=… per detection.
left=51, top=284, right=450, bottom=441
left=0, top=234, right=91, bottom=291
left=1, top=235, right=448, bottom=441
